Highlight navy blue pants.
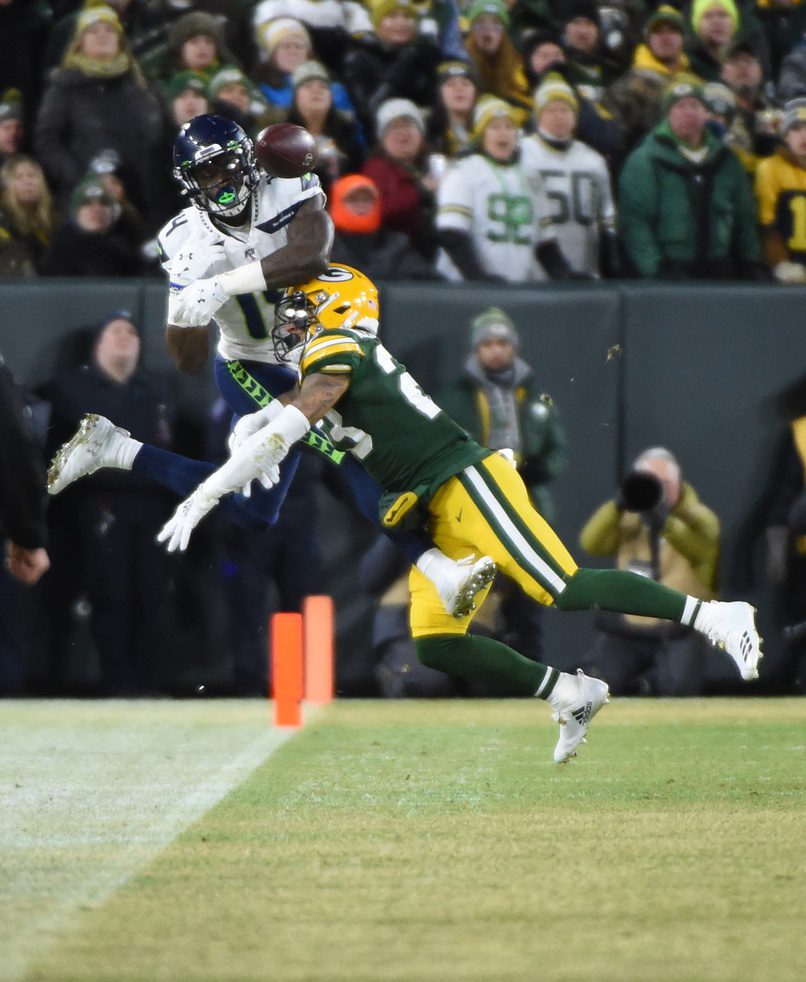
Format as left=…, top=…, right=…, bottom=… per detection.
left=134, top=356, right=428, bottom=563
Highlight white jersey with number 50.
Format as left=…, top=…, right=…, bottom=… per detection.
left=158, top=173, right=324, bottom=363
left=519, top=134, right=616, bottom=277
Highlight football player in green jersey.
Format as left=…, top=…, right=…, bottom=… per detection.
left=159, top=263, right=762, bottom=762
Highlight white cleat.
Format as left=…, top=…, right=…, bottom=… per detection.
left=552, top=669, right=610, bottom=764
left=436, top=554, right=497, bottom=618
left=696, top=600, right=762, bottom=681
left=48, top=413, right=131, bottom=495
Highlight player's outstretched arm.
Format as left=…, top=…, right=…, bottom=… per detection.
left=290, top=372, right=349, bottom=423
left=259, top=196, right=334, bottom=290
left=158, top=373, right=349, bottom=552
left=168, top=199, right=334, bottom=327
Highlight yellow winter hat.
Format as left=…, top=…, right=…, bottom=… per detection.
left=533, top=72, right=579, bottom=115
left=472, top=95, right=521, bottom=137
left=257, top=17, right=312, bottom=57
left=370, top=0, right=418, bottom=28
left=75, top=3, right=123, bottom=36
left=691, top=0, right=740, bottom=35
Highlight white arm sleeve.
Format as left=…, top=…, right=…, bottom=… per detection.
left=202, top=405, right=311, bottom=499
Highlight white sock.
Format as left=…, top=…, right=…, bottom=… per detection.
left=112, top=436, right=142, bottom=471
left=681, top=595, right=704, bottom=627
left=415, top=547, right=455, bottom=585
left=545, top=671, right=577, bottom=708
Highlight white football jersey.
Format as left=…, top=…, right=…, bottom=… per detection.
left=435, top=153, right=555, bottom=282
left=158, top=174, right=324, bottom=363
left=519, top=134, right=616, bottom=277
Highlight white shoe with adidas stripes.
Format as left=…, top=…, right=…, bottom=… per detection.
left=693, top=600, right=762, bottom=681
left=550, top=669, right=610, bottom=764
left=48, top=413, right=132, bottom=495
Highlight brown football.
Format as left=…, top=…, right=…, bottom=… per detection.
left=255, top=123, right=318, bottom=179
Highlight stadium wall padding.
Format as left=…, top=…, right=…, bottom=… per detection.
left=2, top=279, right=802, bottom=692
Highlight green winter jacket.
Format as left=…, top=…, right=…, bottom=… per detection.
left=439, top=360, right=566, bottom=522
left=618, top=120, right=763, bottom=277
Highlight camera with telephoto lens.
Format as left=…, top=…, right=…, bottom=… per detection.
left=620, top=471, right=664, bottom=513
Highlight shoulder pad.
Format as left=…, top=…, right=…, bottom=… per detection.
left=301, top=330, right=365, bottom=376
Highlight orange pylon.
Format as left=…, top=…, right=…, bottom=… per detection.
left=271, top=612, right=303, bottom=727
left=303, top=595, right=334, bottom=704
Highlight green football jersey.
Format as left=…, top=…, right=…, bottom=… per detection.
left=298, top=328, right=487, bottom=496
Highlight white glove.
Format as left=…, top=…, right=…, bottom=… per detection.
left=171, top=276, right=229, bottom=326
left=157, top=486, right=219, bottom=553
left=167, top=286, right=194, bottom=327
left=158, top=408, right=307, bottom=550
left=773, top=261, right=806, bottom=284
left=228, top=401, right=285, bottom=455
left=239, top=463, right=281, bottom=498
left=167, top=237, right=226, bottom=282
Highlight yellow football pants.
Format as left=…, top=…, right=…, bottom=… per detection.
left=409, top=453, right=578, bottom=638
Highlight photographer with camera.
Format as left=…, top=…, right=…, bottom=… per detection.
left=578, top=447, right=720, bottom=696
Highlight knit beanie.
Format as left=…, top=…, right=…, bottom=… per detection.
left=438, top=60, right=478, bottom=85
left=467, top=0, right=509, bottom=29
left=257, top=17, right=312, bottom=57
left=0, top=89, right=23, bottom=124
left=329, top=174, right=382, bottom=234
left=690, top=0, right=740, bottom=35
left=74, top=4, right=124, bottom=37
left=292, top=60, right=331, bottom=89
left=70, top=176, right=114, bottom=216
left=208, top=66, right=250, bottom=100
left=662, top=75, right=707, bottom=113
left=370, top=0, right=418, bottom=28
left=644, top=4, right=686, bottom=39
left=782, top=98, right=806, bottom=135
left=473, top=95, right=520, bottom=137
left=376, top=98, right=425, bottom=135
left=95, top=309, right=139, bottom=342
left=470, top=307, right=519, bottom=349
left=169, top=11, right=223, bottom=48
left=164, top=70, right=208, bottom=101
left=534, top=72, right=579, bottom=115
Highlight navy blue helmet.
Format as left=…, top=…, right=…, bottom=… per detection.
left=172, top=114, right=259, bottom=217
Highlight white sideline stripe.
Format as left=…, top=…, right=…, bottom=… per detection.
left=0, top=702, right=309, bottom=981
left=465, top=466, right=566, bottom=593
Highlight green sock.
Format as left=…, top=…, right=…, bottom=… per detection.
left=415, top=635, right=560, bottom=698
left=556, top=567, right=686, bottom=620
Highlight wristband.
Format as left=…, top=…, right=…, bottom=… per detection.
left=267, top=404, right=311, bottom=445
left=252, top=399, right=285, bottom=427
left=217, top=260, right=267, bottom=296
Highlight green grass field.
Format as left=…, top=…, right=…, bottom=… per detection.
left=2, top=698, right=805, bottom=982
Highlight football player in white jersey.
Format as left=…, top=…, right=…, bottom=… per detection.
left=48, top=115, right=496, bottom=618
left=520, top=73, right=620, bottom=278
left=436, top=96, right=579, bottom=282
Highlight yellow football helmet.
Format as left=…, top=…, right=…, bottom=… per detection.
left=272, top=264, right=379, bottom=361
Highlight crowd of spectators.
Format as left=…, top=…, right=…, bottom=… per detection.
left=4, top=0, right=806, bottom=282
left=3, top=0, right=806, bottom=698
